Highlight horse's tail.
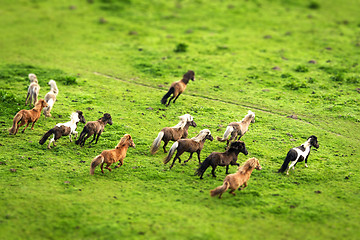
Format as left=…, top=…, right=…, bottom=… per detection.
left=210, top=181, right=230, bottom=197
left=195, top=156, right=211, bottom=177
left=90, top=155, right=104, bottom=175
left=217, top=126, right=233, bottom=142
left=8, top=112, right=22, bottom=135
left=150, top=131, right=164, bottom=154
left=75, top=127, right=87, bottom=145
left=278, top=151, right=292, bottom=173
left=164, top=141, right=178, bottom=164
left=39, top=128, right=55, bottom=145
left=161, top=87, right=174, bottom=105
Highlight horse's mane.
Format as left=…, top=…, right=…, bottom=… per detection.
left=238, top=157, right=258, bottom=174
left=116, top=134, right=131, bottom=148
left=171, top=114, right=193, bottom=129
left=191, top=129, right=211, bottom=142
left=70, top=112, right=79, bottom=122
left=241, top=110, right=255, bottom=122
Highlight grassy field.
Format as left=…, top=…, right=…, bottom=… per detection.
left=0, top=0, right=359, bottom=239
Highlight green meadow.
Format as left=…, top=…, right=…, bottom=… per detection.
left=0, top=0, right=359, bottom=239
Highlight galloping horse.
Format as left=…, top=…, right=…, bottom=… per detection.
left=150, top=114, right=197, bottom=154
left=161, top=70, right=195, bottom=106
left=217, top=110, right=255, bottom=148
left=163, top=129, right=213, bottom=169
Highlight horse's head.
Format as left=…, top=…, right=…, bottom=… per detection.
left=37, top=99, right=48, bottom=108
left=76, top=111, right=86, bottom=124
left=103, top=113, right=113, bottom=125
left=309, top=135, right=319, bottom=149
left=190, top=120, right=197, bottom=127
left=116, top=134, right=135, bottom=149
left=230, top=141, right=248, bottom=155
left=184, top=70, right=195, bottom=81
left=206, top=133, right=214, bottom=141
left=247, top=110, right=255, bottom=123
left=253, top=158, right=262, bottom=170
left=242, top=158, right=262, bottom=172
left=28, top=73, right=38, bottom=83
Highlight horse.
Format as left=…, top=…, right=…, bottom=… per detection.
left=75, top=113, right=113, bottom=147
left=9, top=99, right=48, bottom=135
left=217, top=110, right=255, bottom=148
left=43, top=80, right=59, bottom=117
left=195, top=141, right=248, bottom=179
left=150, top=114, right=197, bottom=154
left=163, top=129, right=214, bottom=169
left=39, top=111, right=86, bottom=149
left=161, top=70, right=195, bottom=106
left=210, top=157, right=262, bottom=198
left=90, top=134, right=135, bottom=175
left=278, top=135, right=319, bottom=175
left=25, top=73, right=40, bottom=106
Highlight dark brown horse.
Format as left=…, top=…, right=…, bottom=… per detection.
left=150, top=114, right=197, bottom=154
left=195, top=141, right=248, bottom=179
left=75, top=113, right=113, bottom=147
left=163, top=129, right=213, bottom=169
left=161, top=70, right=195, bottom=106
left=9, top=99, right=48, bottom=135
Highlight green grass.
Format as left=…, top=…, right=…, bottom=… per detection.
left=0, top=0, right=359, bottom=239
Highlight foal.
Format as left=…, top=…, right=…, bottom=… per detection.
left=150, top=114, right=197, bottom=154
left=43, top=80, right=59, bottom=117
left=217, top=110, right=255, bottom=148
left=9, top=99, right=48, bottom=135
left=210, top=157, right=262, bottom=198
left=278, top=135, right=319, bottom=175
left=161, top=70, right=195, bottom=106
left=39, top=111, right=86, bottom=149
left=25, top=73, right=40, bottom=106
left=90, top=134, right=135, bottom=175
left=195, top=141, right=248, bottom=179
left=164, top=129, right=213, bottom=169
left=75, top=113, right=113, bottom=147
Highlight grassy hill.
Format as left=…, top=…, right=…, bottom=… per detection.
left=0, top=0, right=359, bottom=239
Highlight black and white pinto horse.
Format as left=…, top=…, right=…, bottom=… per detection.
left=278, top=135, right=319, bottom=175
left=39, top=111, right=86, bottom=149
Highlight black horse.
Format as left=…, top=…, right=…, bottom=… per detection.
left=195, top=141, right=248, bottom=179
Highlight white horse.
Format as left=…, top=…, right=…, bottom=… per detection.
left=43, top=80, right=59, bottom=117
left=25, top=73, right=40, bottom=106
left=217, top=110, right=255, bottom=148
left=39, top=111, right=86, bottom=149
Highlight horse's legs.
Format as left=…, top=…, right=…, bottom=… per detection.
left=100, top=162, right=105, bottom=174
left=226, top=165, right=229, bottom=174
left=238, top=182, right=247, bottom=191
left=163, top=140, right=169, bottom=153
left=196, top=151, right=201, bottom=164
left=21, top=122, right=30, bottom=133
left=81, top=133, right=92, bottom=146
left=184, top=152, right=193, bottom=164
left=166, top=96, right=175, bottom=106
left=115, top=161, right=123, bottom=168
left=104, top=163, right=112, bottom=172
left=211, top=166, right=217, bottom=178
left=25, top=91, right=30, bottom=105
left=287, top=160, right=297, bottom=175
left=173, top=93, right=181, bottom=103
left=94, top=131, right=102, bottom=144
left=229, top=189, right=236, bottom=196
left=88, top=133, right=97, bottom=144
left=30, top=120, right=37, bottom=130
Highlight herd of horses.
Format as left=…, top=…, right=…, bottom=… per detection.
left=8, top=71, right=319, bottom=198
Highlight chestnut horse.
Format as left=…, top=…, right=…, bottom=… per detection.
left=90, top=134, right=135, bottom=175
left=210, top=157, right=262, bottom=198
left=217, top=110, right=255, bottom=148
left=164, top=129, right=213, bottom=169
left=150, top=114, right=197, bottom=154
left=75, top=113, right=113, bottom=147
left=195, top=141, right=248, bottom=179
left=161, top=70, right=195, bottom=106
left=9, top=99, right=48, bottom=135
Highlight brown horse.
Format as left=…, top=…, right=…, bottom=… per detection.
left=9, top=99, right=48, bottom=135
left=161, top=70, right=195, bottom=106
left=90, top=134, right=135, bottom=175
left=75, top=113, right=113, bottom=147
left=195, top=141, right=248, bottom=179
left=210, top=157, right=262, bottom=198
left=217, top=110, right=255, bottom=148
left=150, top=114, right=197, bottom=154
left=164, top=129, right=213, bottom=169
